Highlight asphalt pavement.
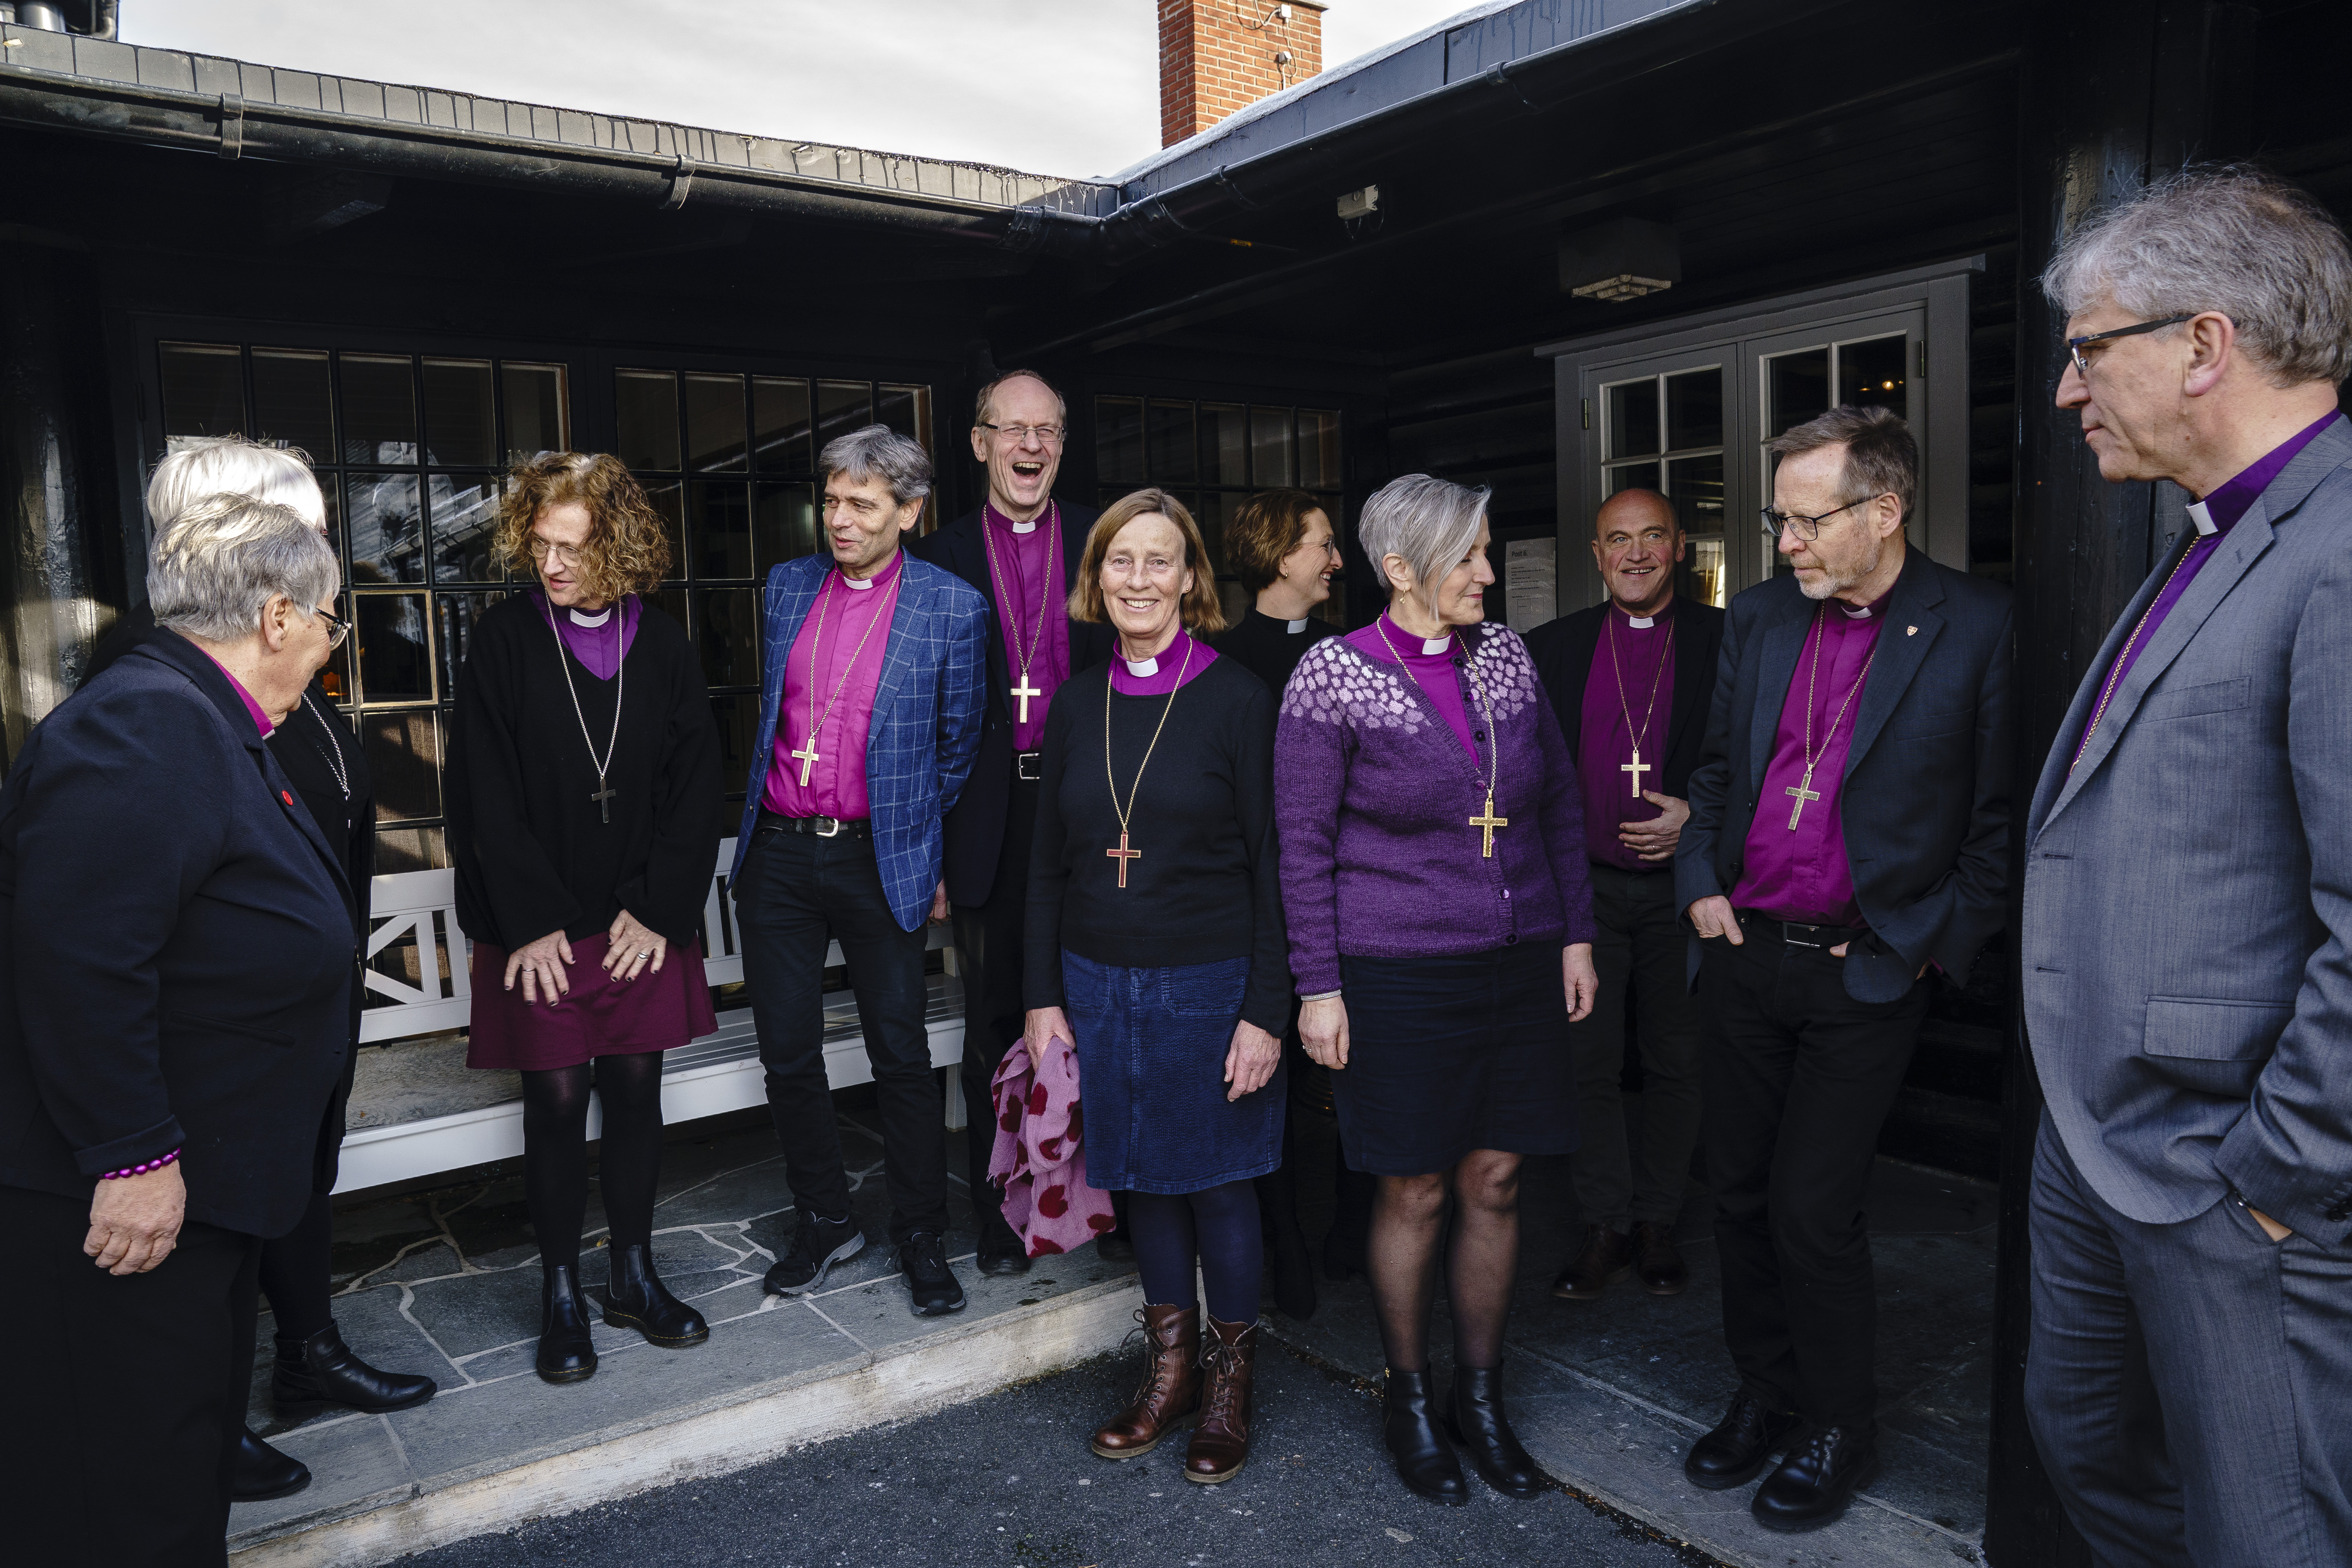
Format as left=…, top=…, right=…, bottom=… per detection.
left=408, top=1337, right=1722, bottom=1568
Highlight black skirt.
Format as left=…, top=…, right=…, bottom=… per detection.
left=1334, top=942, right=1576, bottom=1175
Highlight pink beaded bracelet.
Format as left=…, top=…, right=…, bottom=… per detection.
left=99, top=1148, right=180, bottom=1181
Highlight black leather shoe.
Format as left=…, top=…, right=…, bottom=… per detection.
left=603, top=1242, right=710, bottom=1347
left=975, top=1207, right=1031, bottom=1277
left=1444, top=1364, right=1545, bottom=1498
left=1551, top=1223, right=1633, bottom=1301
left=536, top=1264, right=598, bottom=1384
left=1683, top=1390, right=1801, bottom=1490
left=764, top=1211, right=866, bottom=1296
left=1753, top=1426, right=1879, bottom=1532
left=1383, top=1368, right=1469, bottom=1505
left=1095, top=1226, right=1137, bottom=1264
left=900, top=1230, right=968, bottom=1316
left=230, top=1425, right=311, bottom=1503
left=273, top=1323, right=438, bottom=1422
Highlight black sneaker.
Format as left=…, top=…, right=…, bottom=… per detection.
left=899, top=1230, right=968, bottom=1316
left=763, top=1211, right=865, bottom=1296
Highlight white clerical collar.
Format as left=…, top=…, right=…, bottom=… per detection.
left=844, top=573, right=878, bottom=591
left=1125, top=655, right=1159, bottom=677
left=2186, top=499, right=2218, bottom=536
left=1626, top=614, right=1655, bottom=629
left=566, top=606, right=611, bottom=627
left=1286, top=618, right=1309, bottom=634
left=1421, top=635, right=1451, bottom=656
left=1010, top=518, right=1038, bottom=535
left=1841, top=604, right=1874, bottom=621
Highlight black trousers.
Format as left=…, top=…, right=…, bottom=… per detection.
left=2, top=1183, right=261, bottom=1567
left=1698, top=918, right=1926, bottom=1433
left=736, top=825, right=947, bottom=1243
left=951, top=774, right=1041, bottom=1222
left=1572, top=863, right=1705, bottom=1228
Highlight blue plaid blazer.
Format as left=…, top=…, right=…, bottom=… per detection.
left=730, top=551, right=989, bottom=932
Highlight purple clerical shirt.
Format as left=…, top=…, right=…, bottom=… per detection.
left=763, top=551, right=903, bottom=821
left=1343, top=611, right=1481, bottom=761
left=2072, top=410, right=2341, bottom=767
left=1578, top=602, right=1675, bottom=870
left=1731, top=584, right=1894, bottom=926
left=1108, top=627, right=1218, bottom=695
left=541, top=592, right=640, bottom=680
left=984, top=501, right=1072, bottom=752
left=202, top=652, right=275, bottom=736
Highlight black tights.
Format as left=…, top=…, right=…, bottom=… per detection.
left=1127, top=1180, right=1263, bottom=1324
left=520, top=1053, right=667, bottom=1274
left=257, top=1189, right=335, bottom=1341
left=1367, top=1149, right=1523, bottom=1373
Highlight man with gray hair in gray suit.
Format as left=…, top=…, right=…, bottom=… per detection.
left=2025, top=165, right=2352, bottom=1566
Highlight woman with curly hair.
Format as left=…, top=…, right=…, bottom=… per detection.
left=446, top=451, right=721, bottom=1383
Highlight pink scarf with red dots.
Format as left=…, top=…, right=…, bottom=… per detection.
left=987, top=1034, right=1117, bottom=1258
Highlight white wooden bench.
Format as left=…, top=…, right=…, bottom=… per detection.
left=333, top=837, right=966, bottom=1194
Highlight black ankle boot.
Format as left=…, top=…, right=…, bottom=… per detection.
left=602, top=1242, right=710, bottom=1348
left=1382, top=1369, right=1468, bottom=1505
left=273, top=1323, right=438, bottom=1422
left=1445, top=1364, right=1545, bottom=1498
left=230, top=1425, right=311, bottom=1503
left=537, top=1264, right=599, bottom=1383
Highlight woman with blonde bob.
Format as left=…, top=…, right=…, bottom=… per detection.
left=1022, top=489, right=1290, bottom=1484
left=445, top=452, right=721, bottom=1384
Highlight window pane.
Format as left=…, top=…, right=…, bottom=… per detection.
left=318, top=632, right=353, bottom=704
left=1605, top=378, right=1660, bottom=460
left=688, top=481, right=753, bottom=580
left=1768, top=348, right=1831, bottom=439
left=354, top=592, right=433, bottom=702
left=348, top=472, right=425, bottom=584
left=1838, top=333, right=1908, bottom=420
left=251, top=349, right=332, bottom=460
left=502, top=362, right=569, bottom=466
left=753, top=378, right=812, bottom=472
left=373, top=825, right=447, bottom=875
left=1665, top=369, right=1723, bottom=451
left=159, top=342, right=244, bottom=439
left=1606, top=462, right=1661, bottom=498
left=318, top=475, right=344, bottom=561
left=695, top=587, right=760, bottom=689
left=709, top=693, right=761, bottom=801
left=421, top=358, right=495, bottom=467
left=684, top=372, right=747, bottom=472
left=877, top=384, right=932, bottom=452
left=341, top=354, right=418, bottom=465
left=616, top=370, right=681, bottom=472
left=362, top=709, right=443, bottom=822
left=755, top=481, right=818, bottom=569
left=815, top=381, right=872, bottom=454
left=1666, top=453, right=1725, bottom=536
left=1148, top=401, right=1197, bottom=485
left=1297, top=409, right=1341, bottom=489
left=1688, top=538, right=1725, bottom=609
left=1095, top=396, right=1144, bottom=485
left=647, top=586, right=689, bottom=641
left=1199, top=403, right=1248, bottom=487
left=430, top=475, right=503, bottom=583
left=1192, top=490, right=1234, bottom=577
left=436, top=591, right=507, bottom=698
left=642, top=480, right=685, bottom=573
left=1250, top=407, right=1293, bottom=487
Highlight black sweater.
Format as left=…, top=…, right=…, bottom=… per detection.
left=1024, top=657, right=1291, bottom=1034
left=1210, top=606, right=1338, bottom=702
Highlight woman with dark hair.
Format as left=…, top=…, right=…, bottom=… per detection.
left=1024, top=489, right=1289, bottom=1485
left=447, top=452, right=722, bottom=1384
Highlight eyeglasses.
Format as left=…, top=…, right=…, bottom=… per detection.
left=2063, top=313, right=2198, bottom=376
left=310, top=606, right=350, bottom=649
left=1760, top=496, right=1883, bottom=542
left=977, top=421, right=1067, bottom=448
left=526, top=538, right=585, bottom=568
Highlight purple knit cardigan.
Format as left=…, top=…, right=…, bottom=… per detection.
left=1274, top=622, right=1598, bottom=996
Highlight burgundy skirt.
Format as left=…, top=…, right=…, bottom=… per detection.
left=466, top=931, right=717, bottom=1072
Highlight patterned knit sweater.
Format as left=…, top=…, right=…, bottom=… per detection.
left=1273, top=621, right=1597, bottom=996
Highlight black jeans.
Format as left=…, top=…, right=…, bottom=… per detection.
left=1698, top=916, right=1926, bottom=1433
left=1572, top=863, right=1705, bottom=1228
left=736, top=825, right=947, bottom=1243
left=950, top=774, right=1040, bottom=1221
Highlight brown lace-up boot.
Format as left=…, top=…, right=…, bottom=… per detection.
left=1184, top=1316, right=1260, bottom=1483
left=1090, top=1304, right=1202, bottom=1459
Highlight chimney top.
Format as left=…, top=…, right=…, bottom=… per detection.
left=1159, top=0, right=1327, bottom=150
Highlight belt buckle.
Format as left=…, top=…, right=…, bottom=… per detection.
left=1783, top=923, right=1826, bottom=950
left=1016, top=751, right=1044, bottom=782
left=815, top=816, right=843, bottom=838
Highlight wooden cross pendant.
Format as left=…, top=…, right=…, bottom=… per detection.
left=1468, top=794, right=1509, bottom=859
left=590, top=782, right=617, bottom=824
left=1784, top=765, right=1822, bottom=829
left=1106, top=832, right=1141, bottom=887
left=1621, top=746, right=1651, bottom=797
left=1011, top=675, right=1043, bottom=725
left=789, top=737, right=821, bottom=786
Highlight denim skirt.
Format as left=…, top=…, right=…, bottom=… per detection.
left=1061, top=950, right=1287, bottom=1195
left=1334, top=942, right=1574, bottom=1176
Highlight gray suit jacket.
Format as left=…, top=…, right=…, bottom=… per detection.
left=2022, top=414, right=2352, bottom=1239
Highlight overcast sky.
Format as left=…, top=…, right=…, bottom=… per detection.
left=125, top=1, right=1488, bottom=178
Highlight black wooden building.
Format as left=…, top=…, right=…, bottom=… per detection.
left=1, top=0, right=2345, bottom=1559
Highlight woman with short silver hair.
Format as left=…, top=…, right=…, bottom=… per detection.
left=1275, top=473, right=1600, bottom=1506
left=0, top=495, right=359, bottom=1562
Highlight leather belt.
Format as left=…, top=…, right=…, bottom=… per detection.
left=1734, top=910, right=1856, bottom=950
left=1015, top=750, right=1044, bottom=782
left=756, top=810, right=870, bottom=840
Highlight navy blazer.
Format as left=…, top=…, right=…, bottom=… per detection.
left=1526, top=597, right=1725, bottom=803
left=911, top=501, right=1115, bottom=907
left=1675, top=548, right=2013, bottom=1004
left=0, top=631, right=354, bottom=1238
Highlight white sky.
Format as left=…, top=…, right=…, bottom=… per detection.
left=124, top=1, right=1485, bottom=179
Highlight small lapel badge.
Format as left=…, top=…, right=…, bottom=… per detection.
left=1906, top=625, right=1918, bottom=636
left=281, top=789, right=295, bottom=806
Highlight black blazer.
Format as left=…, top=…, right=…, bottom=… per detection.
left=1673, top=548, right=2013, bottom=1004
left=1525, top=597, right=1725, bottom=803
left=0, top=631, right=356, bottom=1238
left=910, top=501, right=1114, bottom=907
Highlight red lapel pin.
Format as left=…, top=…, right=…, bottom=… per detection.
left=281, top=790, right=295, bottom=806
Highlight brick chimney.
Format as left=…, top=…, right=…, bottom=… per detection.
left=1159, top=0, right=1326, bottom=149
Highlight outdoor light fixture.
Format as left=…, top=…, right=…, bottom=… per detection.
left=1561, top=217, right=1682, bottom=302
left=1336, top=185, right=1380, bottom=222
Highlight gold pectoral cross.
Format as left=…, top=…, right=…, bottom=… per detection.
left=1622, top=746, right=1651, bottom=797
left=1011, top=675, right=1043, bottom=725
left=1468, top=794, right=1509, bottom=859
left=789, top=737, right=821, bottom=786
left=1106, top=832, right=1141, bottom=887
left=1784, top=765, right=1822, bottom=829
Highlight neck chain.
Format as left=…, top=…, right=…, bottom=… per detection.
left=982, top=499, right=1059, bottom=726
left=545, top=597, right=626, bottom=824
left=1783, top=603, right=1877, bottom=831
left=1604, top=607, right=1672, bottom=798
left=1100, top=635, right=1193, bottom=889
left=786, top=568, right=895, bottom=788
left=1375, top=614, right=1509, bottom=858
left=299, top=691, right=351, bottom=801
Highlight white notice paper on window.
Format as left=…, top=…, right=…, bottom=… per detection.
left=1504, top=537, right=1558, bottom=633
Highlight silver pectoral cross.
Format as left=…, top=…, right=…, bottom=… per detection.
left=789, top=737, right=820, bottom=786
left=1621, top=746, right=1651, bottom=798
left=1011, top=674, right=1043, bottom=725
left=1784, top=765, right=1821, bottom=829
left=590, top=779, right=617, bottom=824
